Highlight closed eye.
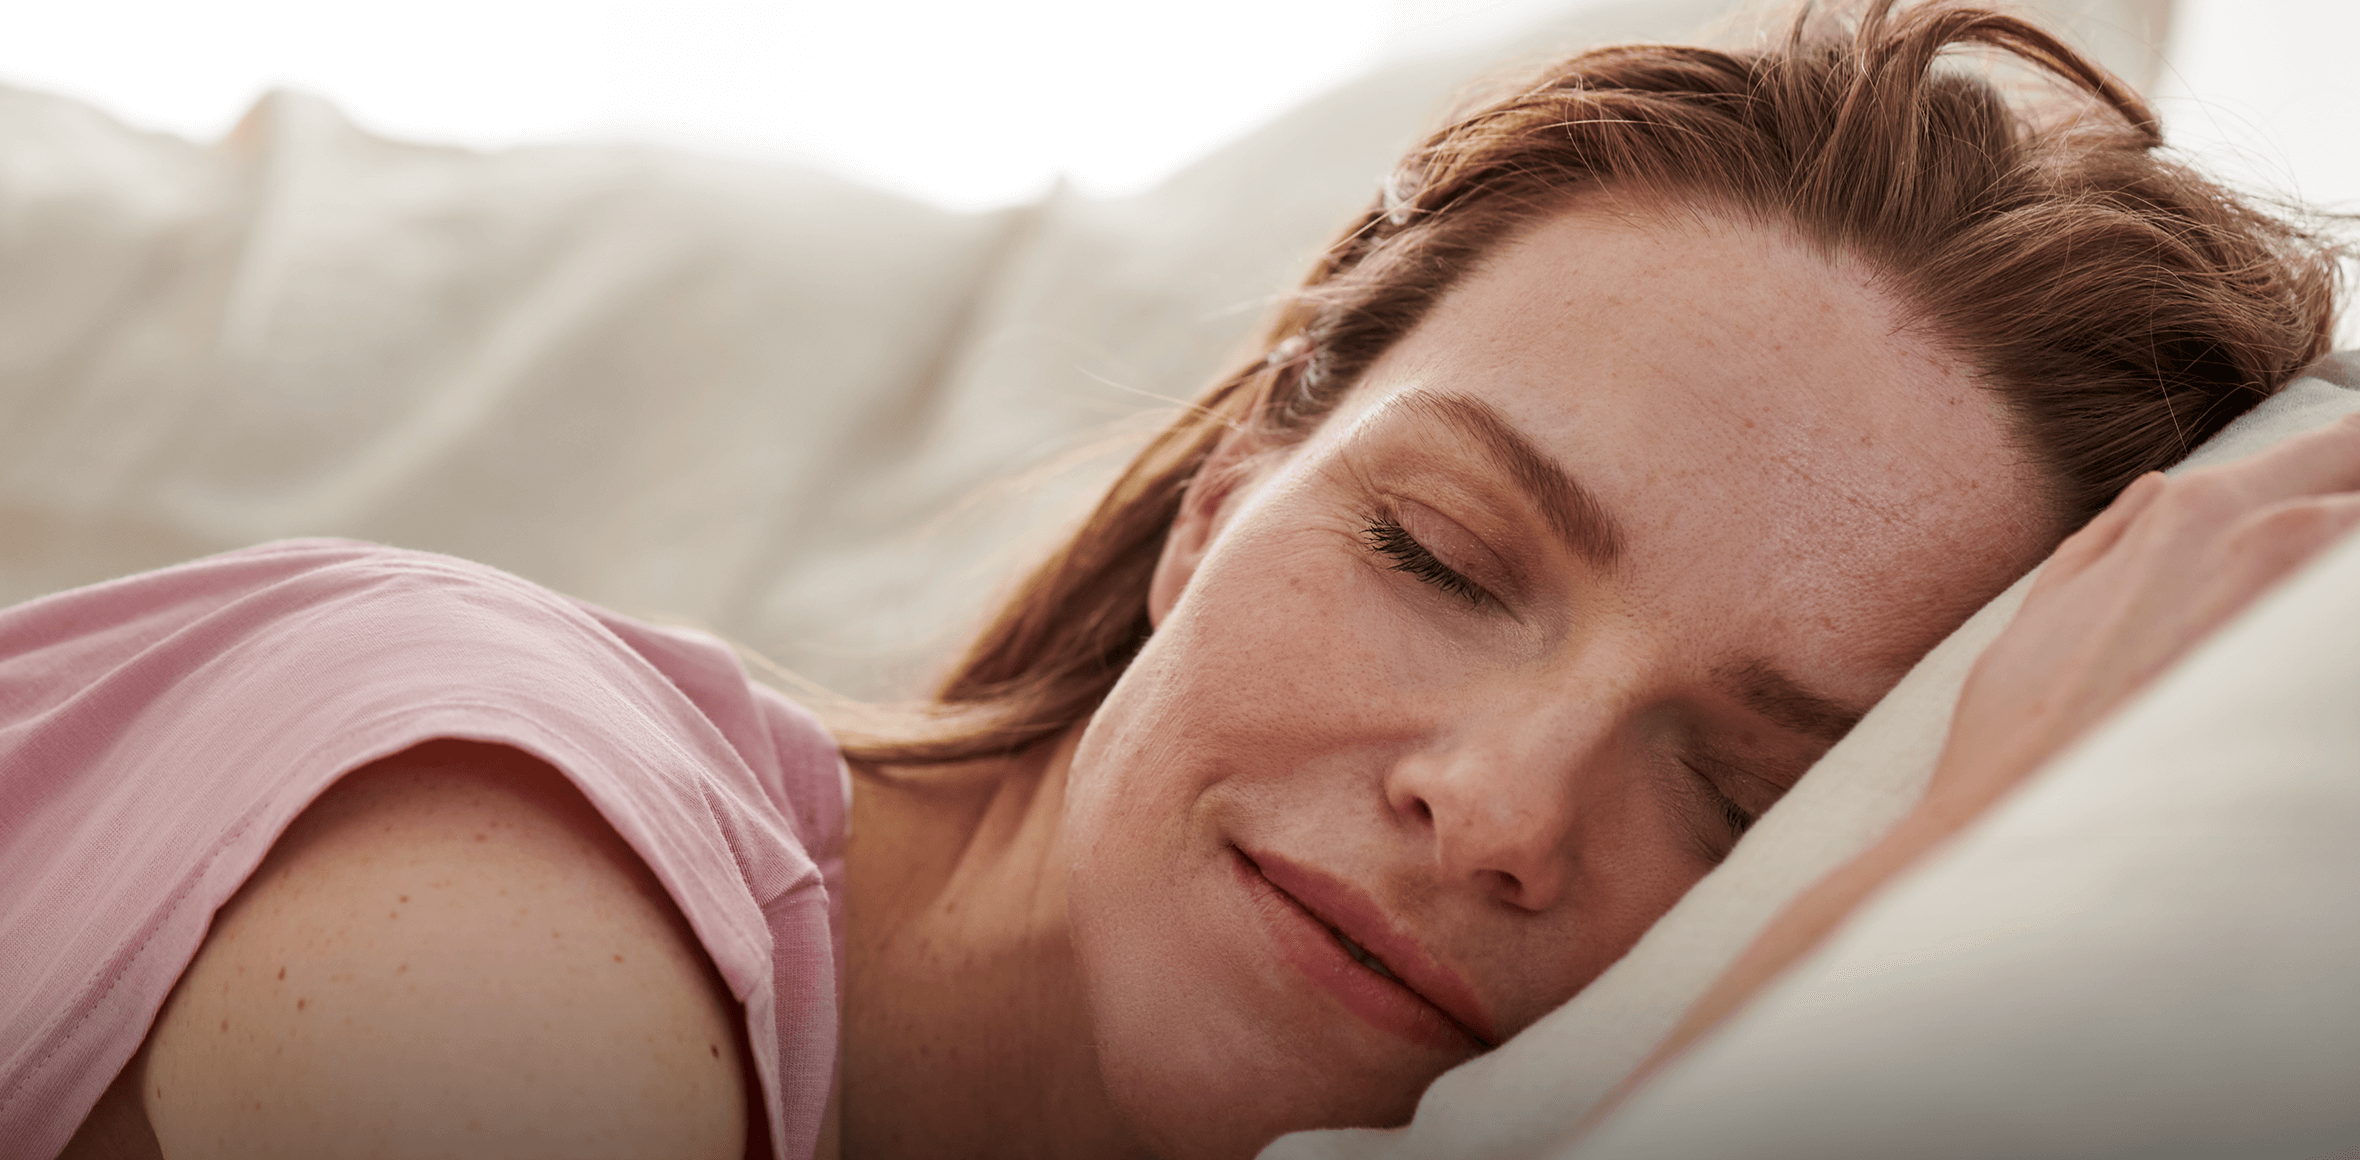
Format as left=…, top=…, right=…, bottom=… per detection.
left=1363, top=519, right=1488, bottom=607
left=1678, top=755, right=1766, bottom=864
left=1717, top=794, right=1757, bottom=839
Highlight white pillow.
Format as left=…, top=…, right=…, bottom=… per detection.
left=0, top=81, right=1018, bottom=703
left=1262, top=361, right=2360, bottom=1160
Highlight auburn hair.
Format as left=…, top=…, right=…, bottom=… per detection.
left=835, top=0, right=2336, bottom=767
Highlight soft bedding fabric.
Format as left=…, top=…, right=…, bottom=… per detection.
left=0, top=540, right=849, bottom=1160
left=1263, top=361, right=2360, bottom=1159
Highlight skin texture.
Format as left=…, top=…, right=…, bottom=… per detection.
left=843, top=733, right=1131, bottom=1159
left=1602, top=411, right=2360, bottom=1122
left=104, top=740, right=755, bottom=1160
left=845, top=201, right=2054, bottom=1159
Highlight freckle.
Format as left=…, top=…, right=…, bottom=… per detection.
left=390, top=910, right=399, bottom=919
left=614, top=954, right=624, bottom=963
left=276, top=967, right=285, bottom=981
left=474, top=833, right=487, bottom=842
left=396, top=963, right=408, bottom=975
left=709, top=1043, right=720, bottom=1058
left=399, top=894, right=409, bottom=903
left=219, top=1019, right=228, bottom=1033
left=296, top=998, right=306, bottom=1011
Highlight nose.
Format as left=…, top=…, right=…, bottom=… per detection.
left=1384, top=714, right=1602, bottom=913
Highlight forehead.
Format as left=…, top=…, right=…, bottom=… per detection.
left=1323, top=201, right=2050, bottom=697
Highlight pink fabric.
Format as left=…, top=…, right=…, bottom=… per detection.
left=0, top=540, right=848, bottom=1159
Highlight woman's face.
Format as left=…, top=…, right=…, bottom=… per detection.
left=1061, top=202, right=2051, bottom=1157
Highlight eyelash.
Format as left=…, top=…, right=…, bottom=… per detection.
left=1362, top=519, right=1487, bottom=607
left=1681, top=759, right=1759, bottom=855
left=1719, top=796, right=1757, bottom=839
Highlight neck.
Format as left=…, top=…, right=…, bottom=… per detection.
left=841, top=733, right=1146, bottom=1160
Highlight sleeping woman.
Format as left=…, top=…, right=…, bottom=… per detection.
left=18, top=2, right=2360, bottom=1158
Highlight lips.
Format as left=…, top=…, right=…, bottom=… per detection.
left=1232, top=845, right=1498, bottom=1051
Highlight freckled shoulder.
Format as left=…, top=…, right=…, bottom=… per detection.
left=118, top=740, right=754, bottom=1160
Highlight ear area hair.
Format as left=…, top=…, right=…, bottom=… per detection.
left=1147, top=422, right=1287, bottom=628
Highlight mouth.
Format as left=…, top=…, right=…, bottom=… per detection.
left=1231, top=845, right=1497, bottom=1052
left=1332, top=926, right=1400, bottom=983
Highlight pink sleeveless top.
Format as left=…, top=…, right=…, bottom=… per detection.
left=0, top=540, right=848, bottom=1159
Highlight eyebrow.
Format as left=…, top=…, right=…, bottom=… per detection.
left=1396, top=391, right=1626, bottom=567
left=1717, top=658, right=1867, bottom=746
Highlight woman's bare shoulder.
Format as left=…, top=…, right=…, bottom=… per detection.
left=75, top=740, right=758, bottom=1160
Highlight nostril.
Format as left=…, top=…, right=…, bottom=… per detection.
left=1412, top=797, right=1435, bottom=825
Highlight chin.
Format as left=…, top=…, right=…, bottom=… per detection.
left=1095, top=1037, right=1424, bottom=1160
left=1074, top=900, right=1436, bottom=1160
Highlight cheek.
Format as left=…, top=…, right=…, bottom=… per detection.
left=1058, top=529, right=1459, bottom=1152
left=1094, top=526, right=1424, bottom=760
left=1064, top=531, right=1390, bottom=881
